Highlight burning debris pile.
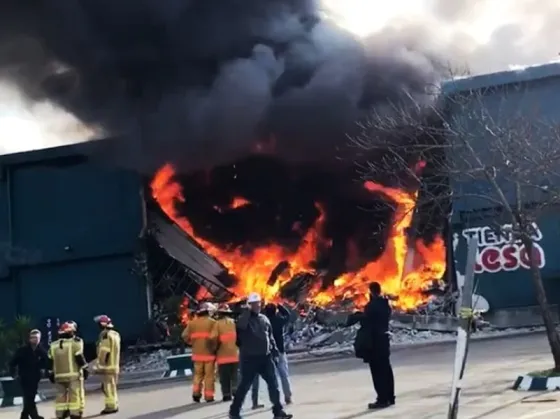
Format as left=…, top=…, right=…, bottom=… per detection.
left=150, top=161, right=447, bottom=312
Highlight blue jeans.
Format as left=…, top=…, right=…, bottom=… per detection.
left=251, top=353, right=292, bottom=400
left=276, top=352, right=292, bottom=400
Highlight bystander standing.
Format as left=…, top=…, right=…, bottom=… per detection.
left=263, top=303, right=293, bottom=404
left=229, top=293, right=292, bottom=419
left=347, top=282, right=395, bottom=409
left=9, top=329, right=48, bottom=419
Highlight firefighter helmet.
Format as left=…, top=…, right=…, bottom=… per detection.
left=197, top=302, right=215, bottom=313
left=58, top=322, right=74, bottom=335
left=67, top=321, right=78, bottom=332
left=217, top=303, right=232, bottom=313
left=94, top=314, right=114, bottom=328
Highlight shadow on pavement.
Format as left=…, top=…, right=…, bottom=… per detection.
left=196, top=407, right=273, bottom=419
left=127, top=402, right=211, bottom=419
left=334, top=409, right=373, bottom=419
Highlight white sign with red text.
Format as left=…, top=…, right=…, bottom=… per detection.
left=460, top=223, right=546, bottom=274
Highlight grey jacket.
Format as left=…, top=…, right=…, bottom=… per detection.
left=236, top=309, right=279, bottom=357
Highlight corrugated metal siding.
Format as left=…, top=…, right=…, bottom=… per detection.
left=0, top=279, right=16, bottom=321
left=0, top=148, right=149, bottom=339
left=16, top=255, right=147, bottom=342
left=448, top=75, right=560, bottom=214
left=0, top=174, right=11, bottom=278
left=10, top=158, right=142, bottom=264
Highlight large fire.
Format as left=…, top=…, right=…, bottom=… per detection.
left=151, top=163, right=446, bottom=311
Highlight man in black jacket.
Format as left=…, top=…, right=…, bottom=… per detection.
left=348, top=282, right=395, bottom=409
left=10, top=329, right=48, bottom=419
left=229, top=292, right=292, bottom=419
left=263, top=303, right=293, bottom=404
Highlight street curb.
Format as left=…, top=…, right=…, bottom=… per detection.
left=287, top=329, right=545, bottom=365
left=513, top=374, right=560, bottom=391
left=34, top=329, right=546, bottom=400
left=40, top=375, right=190, bottom=400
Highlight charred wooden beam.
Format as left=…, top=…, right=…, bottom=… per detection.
left=267, top=260, right=290, bottom=286
left=279, top=272, right=318, bottom=303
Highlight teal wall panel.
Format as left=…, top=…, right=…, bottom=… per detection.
left=17, top=255, right=148, bottom=342
left=10, top=158, right=143, bottom=265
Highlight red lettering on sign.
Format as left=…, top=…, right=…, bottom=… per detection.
left=502, top=245, right=517, bottom=270
left=475, top=243, right=545, bottom=273
left=480, top=246, right=501, bottom=273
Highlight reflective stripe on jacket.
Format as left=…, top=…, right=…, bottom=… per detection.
left=182, top=316, right=217, bottom=362
left=96, top=329, right=121, bottom=374
left=212, top=318, right=239, bottom=364
left=74, top=337, right=86, bottom=378
left=49, top=338, right=80, bottom=381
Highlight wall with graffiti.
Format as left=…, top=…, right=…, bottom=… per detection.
left=452, top=215, right=560, bottom=310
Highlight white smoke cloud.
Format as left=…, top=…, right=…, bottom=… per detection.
left=0, top=83, right=99, bottom=155
left=323, top=0, right=560, bottom=74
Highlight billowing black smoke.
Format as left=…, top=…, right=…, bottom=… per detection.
left=0, top=0, right=442, bottom=172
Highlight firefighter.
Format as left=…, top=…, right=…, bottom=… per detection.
left=212, top=304, right=239, bottom=401
left=47, top=322, right=88, bottom=419
left=93, top=315, right=121, bottom=415
left=182, top=302, right=217, bottom=403
left=67, top=321, right=87, bottom=417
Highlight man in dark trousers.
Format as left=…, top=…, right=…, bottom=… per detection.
left=10, top=329, right=48, bottom=419
left=348, top=282, right=395, bottom=409
left=263, top=303, right=293, bottom=404
left=229, top=292, right=292, bottom=419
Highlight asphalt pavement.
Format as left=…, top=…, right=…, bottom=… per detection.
left=2, top=333, right=559, bottom=418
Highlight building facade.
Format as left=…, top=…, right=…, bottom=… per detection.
left=0, top=142, right=150, bottom=341
left=445, top=63, right=560, bottom=311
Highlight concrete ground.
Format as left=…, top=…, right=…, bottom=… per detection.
left=2, top=333, right=559, bottom=419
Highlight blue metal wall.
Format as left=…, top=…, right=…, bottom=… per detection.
left=0, top=145, right=149, bottom=341
left=445, top=63, right=560, bottom=310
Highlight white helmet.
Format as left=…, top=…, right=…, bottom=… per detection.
left=197, top=302, right=215, bottom=313
left=247, top=292, right=261, bottom=303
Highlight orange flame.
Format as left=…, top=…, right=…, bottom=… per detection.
left=151, top=164, right=446, bottom=310
left=231, top=197, right=250, bottom=209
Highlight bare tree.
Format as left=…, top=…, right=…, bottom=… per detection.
left=353, top=81, right=560, bottom=370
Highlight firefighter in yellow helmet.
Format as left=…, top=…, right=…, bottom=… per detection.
left=47, top=322, right=88, bottom=419
left=67, top=321, right=87, bottom=417
left=93, top=315, right=121, bottom=415
left=182, top=302, right=217, bottom=403
left=211, top=303, right=239, bottom=401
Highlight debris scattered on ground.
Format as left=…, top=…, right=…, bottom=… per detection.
left=120, top=313, right=545, bottom=373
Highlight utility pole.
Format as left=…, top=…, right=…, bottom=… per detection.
left=447, top=235, right=477, bottom=419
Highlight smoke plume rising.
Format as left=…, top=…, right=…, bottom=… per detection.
left=0, top=0, right=558, bottom=166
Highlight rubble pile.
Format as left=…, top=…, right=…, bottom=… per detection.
left=120, top=304, right=542, bottom=373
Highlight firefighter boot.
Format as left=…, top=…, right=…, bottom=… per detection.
left=100, top=408, right=119, bottom=415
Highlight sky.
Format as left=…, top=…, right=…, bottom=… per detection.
left=1, top=0, right=559, bottom=156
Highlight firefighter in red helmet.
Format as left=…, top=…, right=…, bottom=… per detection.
left=67, top=321, right=87, bottom=417
left=47, top=322, right=88, bottom=419
left=93, top=315, right=121, bottom=415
